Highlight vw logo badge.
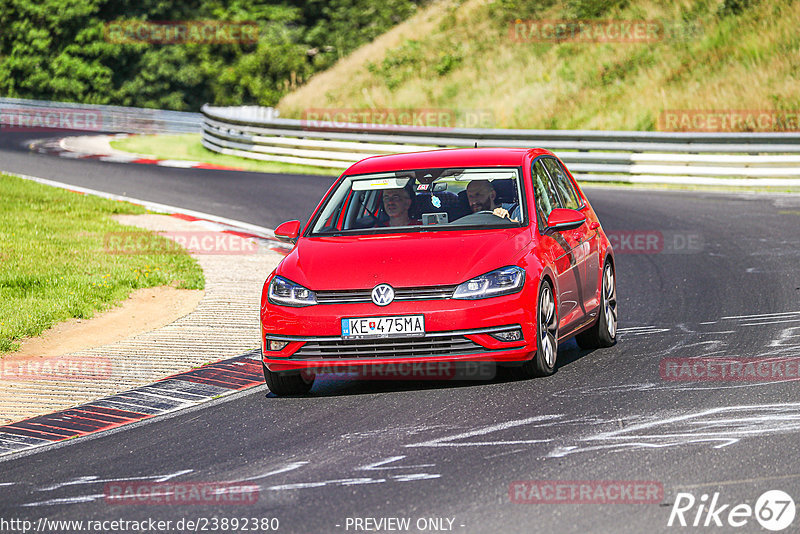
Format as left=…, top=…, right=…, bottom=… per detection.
left=371, top=284, right=395, bottom=306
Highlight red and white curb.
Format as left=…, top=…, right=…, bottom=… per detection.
left=0, top=351, right=265, bottom=458
left=29, top=134, right=245, bottom=171
left=0, top=171, right=300, bottom=458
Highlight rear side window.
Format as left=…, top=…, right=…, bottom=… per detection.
left=543, top=158, right=581, bottom=210
left=532, top=160, right=562, bottom=228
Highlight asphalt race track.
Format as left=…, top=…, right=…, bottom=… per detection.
left=2, top=131, right=800, bottom=533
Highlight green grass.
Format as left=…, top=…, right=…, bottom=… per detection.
left=0, top=174, right=205, bottom=355
left=110, top=134, right=341, bottom=177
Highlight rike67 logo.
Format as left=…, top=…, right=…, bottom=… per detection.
left=668, top=490, right=796, bottom=531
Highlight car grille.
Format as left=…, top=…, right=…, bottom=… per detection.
left=315, top=285, right=457, bottom=304
left=291, top=334, right=485, bottom=359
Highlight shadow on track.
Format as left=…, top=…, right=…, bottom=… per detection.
left=264, top=337, right=598, bottom=398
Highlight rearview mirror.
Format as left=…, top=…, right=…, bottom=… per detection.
left=546, top=208, right=586, bottom=231
left=274, top=220, right=301, bottom=244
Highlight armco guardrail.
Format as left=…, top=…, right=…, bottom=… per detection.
left=201, top=105, right=800, bottom=186
left=0, top=97, right=201, bottom=134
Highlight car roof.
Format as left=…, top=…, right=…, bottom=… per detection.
left=344, top=148, right=553, bottom=175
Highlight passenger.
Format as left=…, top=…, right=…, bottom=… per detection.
left=465, top=180, right=521, bottom=221
left=381, top=187, right=421, bottom=227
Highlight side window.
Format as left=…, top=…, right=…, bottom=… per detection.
left=532, top=160, right=562, bottom=228
left=543, top=158, right=581, bottom=210
left=343, top=190, right=378, bottom=229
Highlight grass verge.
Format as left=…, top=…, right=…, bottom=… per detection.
left=278, top=0, right=800, bottom=131
left=110, top=134, right=341, bottom=176
left=0, top=173, right=205, bottom=355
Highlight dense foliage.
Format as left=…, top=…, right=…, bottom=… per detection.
left=0, top=0, right=424, bottom=110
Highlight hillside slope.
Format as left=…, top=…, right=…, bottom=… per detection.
left=277, top=0, right=800, bottom=131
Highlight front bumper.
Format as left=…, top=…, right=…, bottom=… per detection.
left=261, top=291, right=538, bottom=373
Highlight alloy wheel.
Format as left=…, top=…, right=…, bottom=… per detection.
left=539, top=284, right=558, bottom=368
left=603, top=265, right=617, bottom=339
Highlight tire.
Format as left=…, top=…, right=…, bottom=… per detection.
left=512, top=279, right=558, bottom=378
left=576, top=261, right=617, bottom=349
left=263, top=362, right=314, bottom=396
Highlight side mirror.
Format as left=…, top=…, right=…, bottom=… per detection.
left=546, top=208, right=586, bottom=231
left=274, top=220, right=301, bottom=244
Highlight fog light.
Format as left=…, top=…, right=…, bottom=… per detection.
left=491, top=329, right=523, bottom=342
left=268, top=340, right=289, bottom=351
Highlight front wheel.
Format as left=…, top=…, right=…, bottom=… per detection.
left=576, top=261, right=617, bottom=349
left=512, top=280, right=558, bottom=379
left=263, top=362, right=314, bottom=396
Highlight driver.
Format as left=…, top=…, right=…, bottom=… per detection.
left=465, top=180, right=520, bottom=221
left=381, top=187, right=421, bottom=227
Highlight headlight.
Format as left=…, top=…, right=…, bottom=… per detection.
left=452, top=266, right=525, bottom=300
left=268, top=276, right=317, bottom=307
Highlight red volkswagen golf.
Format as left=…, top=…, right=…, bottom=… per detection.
left=260, top=148, right=617, bottom=395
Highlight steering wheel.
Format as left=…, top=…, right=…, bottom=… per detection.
left=450, top=210, right=502, bottom=224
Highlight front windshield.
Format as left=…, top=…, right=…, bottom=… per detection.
left=309, top=167, right=525, bottom=235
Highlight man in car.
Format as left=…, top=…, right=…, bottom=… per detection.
left=465, top=180, right=521, bottom=221
left=381, top=186, right=421, bottom=227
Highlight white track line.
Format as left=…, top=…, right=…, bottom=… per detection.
left=722, top=311, right=800, bottom=320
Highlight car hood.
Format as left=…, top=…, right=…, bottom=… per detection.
left=277, top=228, right=531, bottom=290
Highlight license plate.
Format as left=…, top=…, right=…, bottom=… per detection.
left=342, top=315, right=425, bottom=339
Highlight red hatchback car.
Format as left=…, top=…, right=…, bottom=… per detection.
left=260, top=148, right=617, bottom=395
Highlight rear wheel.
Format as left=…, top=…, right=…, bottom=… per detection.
left=576, top=261, right=617, bottom=349
left=263, top=362, right=314, bottom=396
left=513, top=280, right=558, bottom=378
